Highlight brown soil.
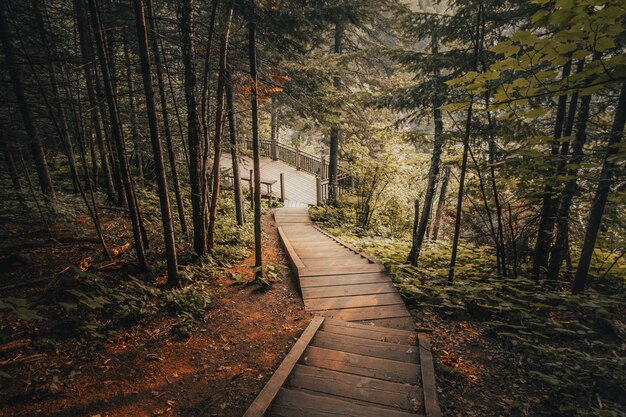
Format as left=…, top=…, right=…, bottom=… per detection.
left=0, top=210, right=311, bottom=417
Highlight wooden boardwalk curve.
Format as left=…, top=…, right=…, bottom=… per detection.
left=244, top=208, right=442, bottom=417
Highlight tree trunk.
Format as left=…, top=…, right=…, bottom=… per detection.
left=226, top=69, right=245, bottom=226
left=327, top=21, right=344, bottom=206
left=449, top=4, right=482, bottom=282
left=432, top=165, right=449, bottom=241
left=200, top=0, right=219, bottom=150
left=531, top=60, right=572, bottom=279
left=572, top=81, right=626, bottom=292
left=181, top=0, right=207, bottom=257
left=87, top=0, right=148, bottom=270
left=122, top=34, right=144, bottom=186
left=408, top=33, right=446, bottom=265
left=133, top=0, right=179, bottom=285
left=407, top=199, right=420, bottom=265
left=207, top=5, right=234, bottom=252
left=248, top=2, right=263, bottom=281
left=73, top=0, right=116, bottom=202
left=0, top=4, right=55, bottom=199
left=0, top=128, right=23, bottom=202
left=146, top=0, right=189, bottom=239
left=546, top=90, right=594, bottom=281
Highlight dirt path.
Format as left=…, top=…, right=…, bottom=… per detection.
left=0, top=211, right=311, bottom=417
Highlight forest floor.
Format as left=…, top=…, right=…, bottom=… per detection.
left=0, top=203, right=310, bottom=417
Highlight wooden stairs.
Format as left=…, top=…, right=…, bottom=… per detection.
left=244, top=208, right=441, bottom=417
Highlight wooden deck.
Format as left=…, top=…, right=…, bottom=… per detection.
left=244, top=208, right=442, bottom=416
left=220, top=155, right=317, bottom=206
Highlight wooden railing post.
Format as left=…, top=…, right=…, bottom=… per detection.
left=316, top=177, right=322, bottom=206
left=320, top=155, right=327, bottom=180
left=295, top=148, right=301, bottom=170
left=280, top=173, right=285, bottom=202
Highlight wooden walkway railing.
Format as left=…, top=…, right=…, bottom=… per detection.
left=244, top=139, right=353, bottom=205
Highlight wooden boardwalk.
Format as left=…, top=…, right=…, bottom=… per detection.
left=221, top=155, right=317, bottom=206
left=244, top=208, right=441, bottom=416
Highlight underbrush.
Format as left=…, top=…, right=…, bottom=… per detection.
left=311, top=204, right=626, bottom=417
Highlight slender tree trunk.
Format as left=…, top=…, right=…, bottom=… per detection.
left=546, top=91, right=594, bottom=281
left=122, top=34, right=144, bottom=185
left=73, top=0, right=116, bottom=201
left=87, top=0, right=148, bottom=270
left=1, top=128, right=23, bottom=203
left=226, top=69, right=245, bottom=226
left=432, top=165, right=449, bottom=241
left=146, top=0, right=189, bottom=239
left=248, top=1, right=263, bottom=280
left=133, top=0, right=178, bottom=285
left=327, top=20, right=344, bottom=206
left=181, top=0, right=206, bottom=257
left=573, top=81, right=626, bottom=292
left=0, top=4, right=55, bottom=199
left=207, top=5, right=234, bottom=251
left=531, top=60, right=572, bottom=279
left=200, top=0, right=219, bottom=148
left=407, top=199, right=420, bottom=265
left=449, top=3, right=482, bottom=282
left=407, top=33, right=445, bottom=264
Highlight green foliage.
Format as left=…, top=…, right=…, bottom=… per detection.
left=313, top=209, right=626, bottom=417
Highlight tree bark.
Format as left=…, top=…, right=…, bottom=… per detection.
left=407, top=199, right=420, bottom=265
left=327, top=20, right=344, bottom=206
left=432, top=165, right=449, bottom=241
left=448, top=3, right=482, bottom=282
left=531, top=60, right=572, bottom=279
left=573, top=81, right=626, bottom=292
left=226, top=69, right=245, bottom=226
left=546, top=89, right=594, bottom=281
left=181, top=0, right=207, bottom=257
left=407, top=32, right=446, bottom=265
left=248, top=1, right=263, bottom=280
left=207, top=4, right=234, bottom=252
left=146, top=0, right=189, bottom=239
left=122, top=34, right=144, bottom=186
left=0, top=128, right=23, bottom=202
left=0, top=3, right=55, bottom=199
left=87, top=0, right=148, bottom=270
left=133, top=0, right=179, bottom=285
left=73, top=0, right=116, bottom=202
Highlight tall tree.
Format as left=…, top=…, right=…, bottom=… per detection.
left=133, top=0, right=178, bottom=285
left=87, top=0, right=148, bottom=270
left=181, top=0, right=207, bottom=257
left=407, top=31, right=445, bottom=266
left=0, top=2, right=55, bottom=199
left=146, top=0, right=189, bottom=239
left=207, top=3, right=234, bottom=252
left=327, top=20, right=343, bottom=206
left=248, top=0, right=263, bottom=281
left=573, top=82, right=626, bottom=292
left=226, top=69, right=245, bottom=226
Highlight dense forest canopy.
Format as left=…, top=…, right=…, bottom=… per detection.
left=0, top=0, right=624, bottom=415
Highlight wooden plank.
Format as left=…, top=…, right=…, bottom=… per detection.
left=300, top=273, right=390, bottom=288
left=418, top=333, right=442, bottom=417
left=304, top=293, right=403, bottom=311
left=300, top=264, right=384, bottom=277
left=321, top=319, right=416, bottom=344
left=356, top=317, right=417, bottom=331
left=287, top=364, right=422, bottom=412
left=277, top=227, right=305, bottom=283
left=270, top=388, right=420, bottom=417
left=301, top=258, right=372, bottom=268
left=311, top=331, right=419, bottom=363
left=294, top=250, right=357, bottom=259
left=301, top=346, right=422, bottom=385
left=243, top=317, right=325, bottom=417
left=321, top=304, right=411, bottom=321
left=302, top=283, right=397, bottom=300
